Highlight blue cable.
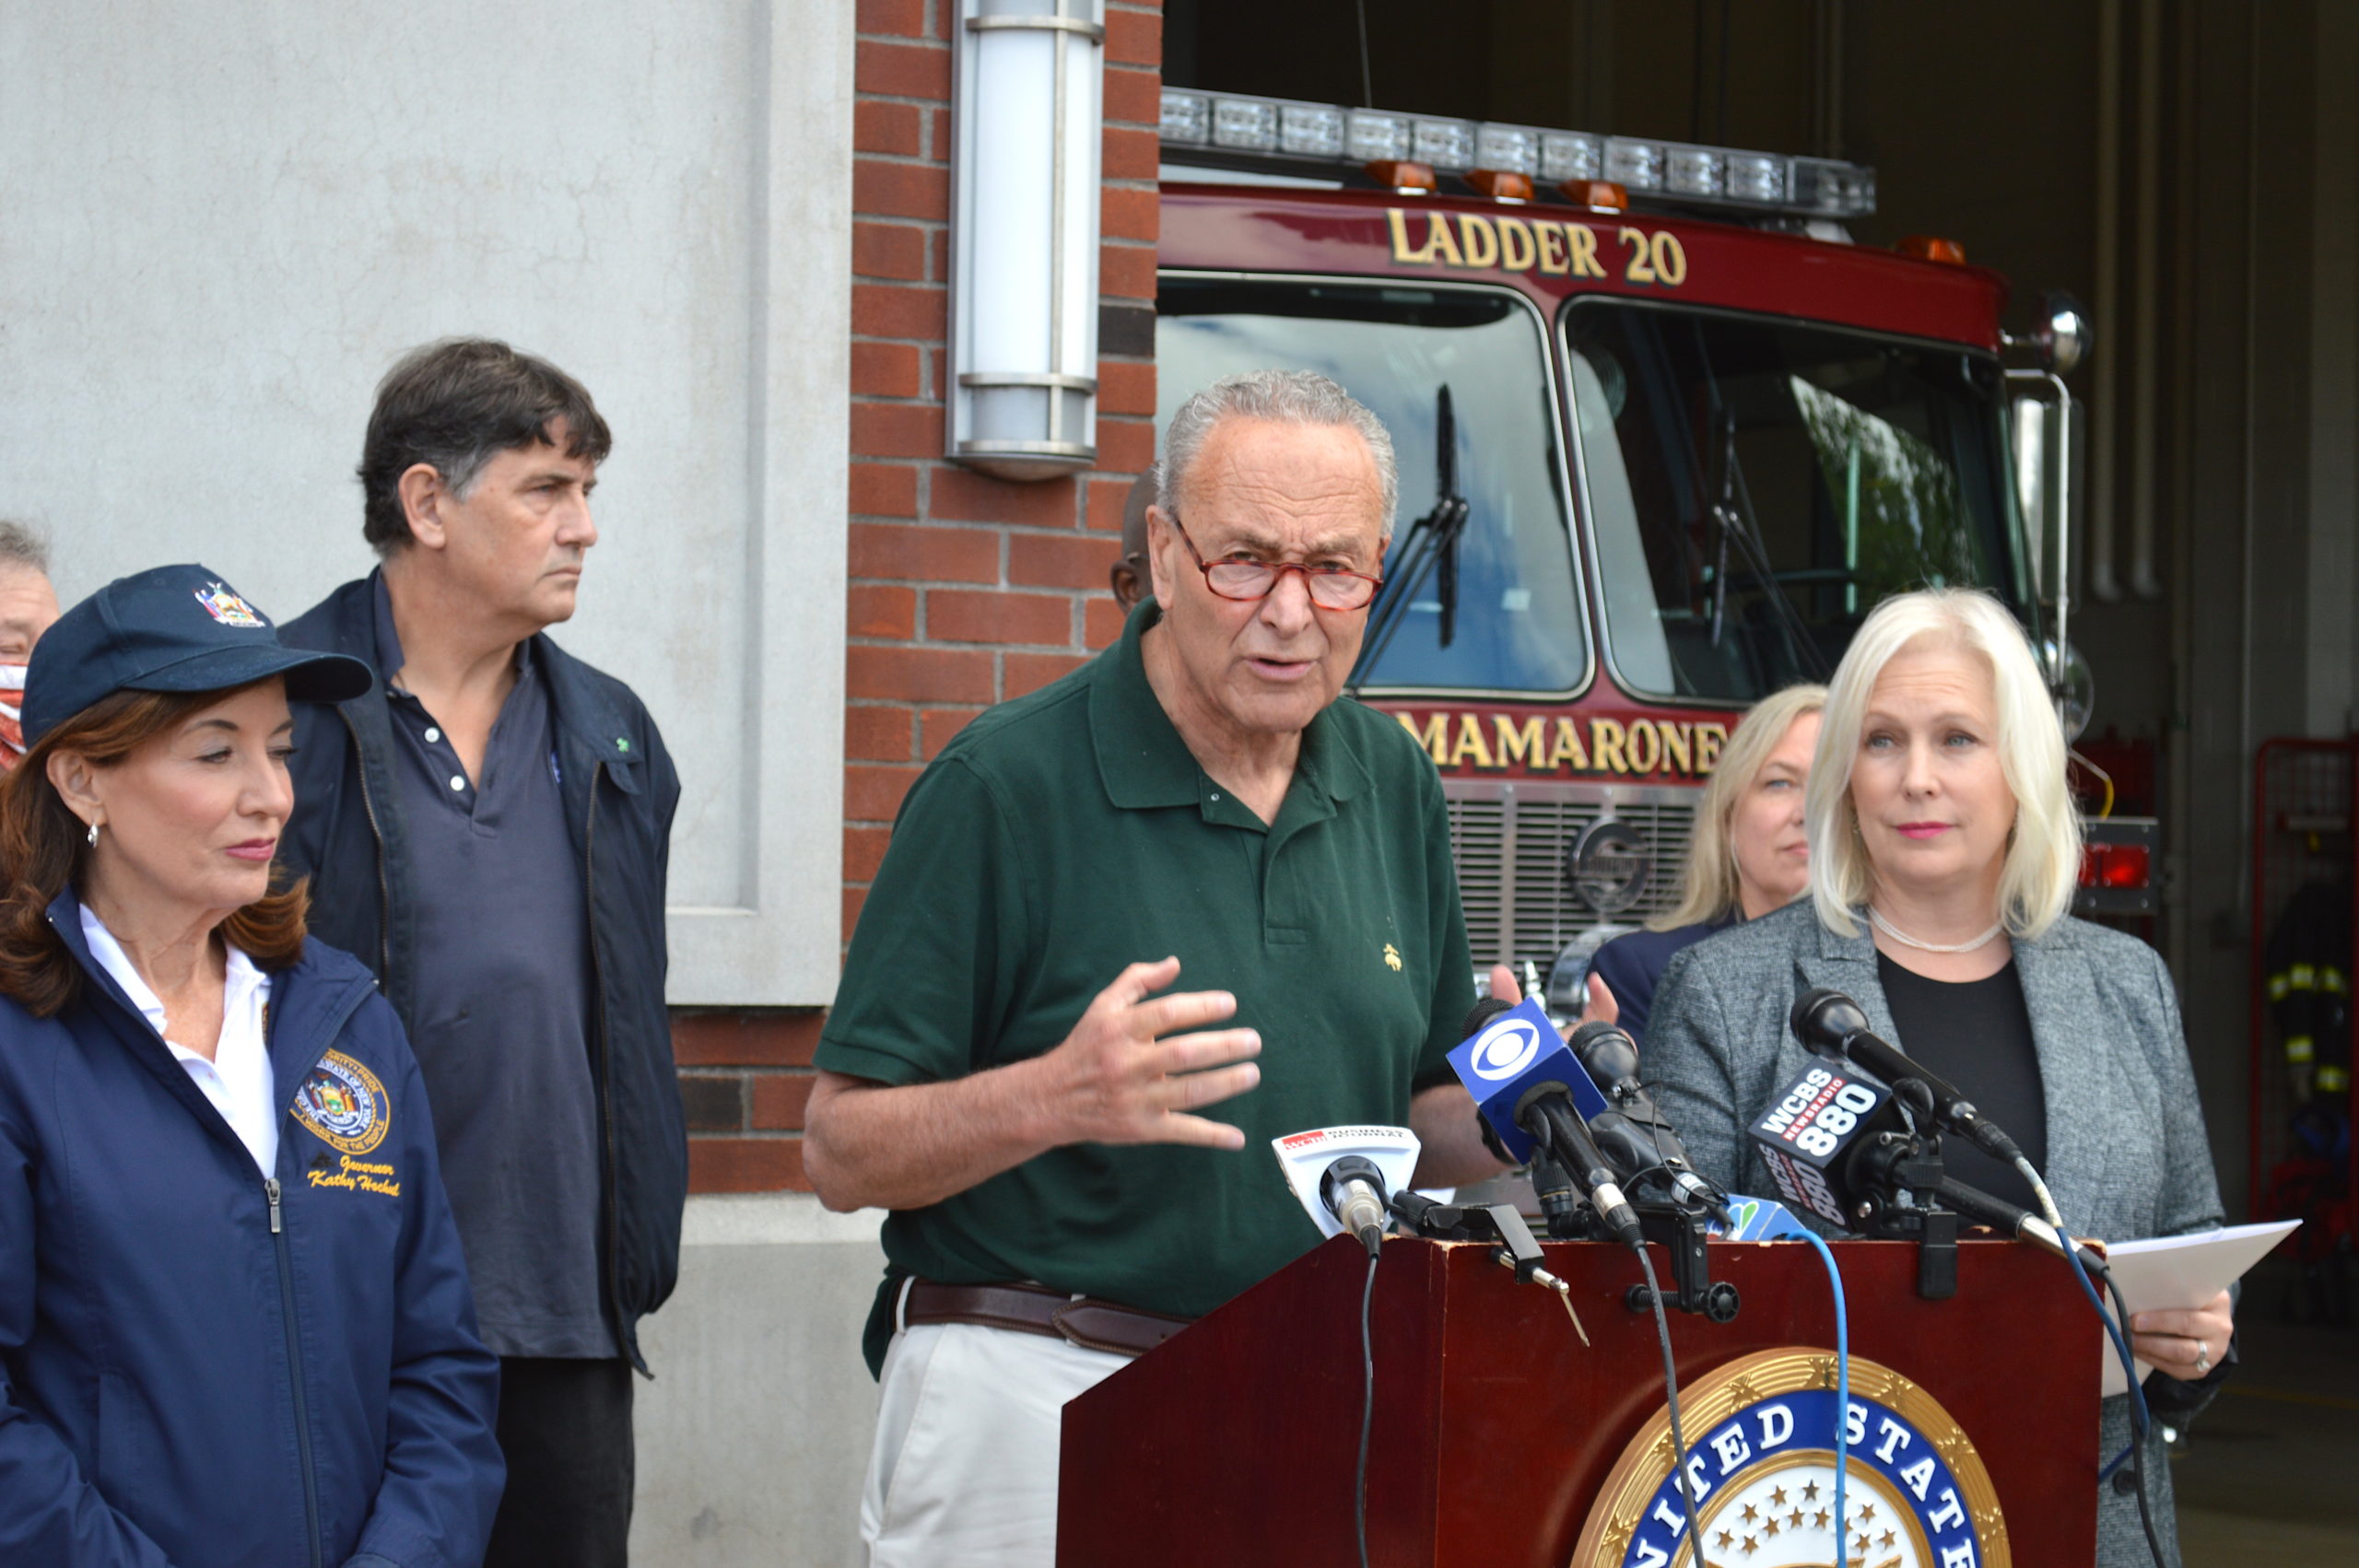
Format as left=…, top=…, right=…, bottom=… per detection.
left=2060, top=1240, right=2152, bottom=1445
left=1779, top=1228, right=1848, bottom=1561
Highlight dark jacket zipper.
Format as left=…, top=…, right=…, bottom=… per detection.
left=583, top=761, right=632, bottom=1368
left=339, top=708, right=393, bottom=985
left=256, top=982, right=366, bottom=1568
left=264, top=1176, right=325, bottom=1568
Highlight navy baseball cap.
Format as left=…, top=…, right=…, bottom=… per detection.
left=23, top=564, right=374, bottom=746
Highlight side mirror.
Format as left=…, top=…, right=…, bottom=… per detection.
left=2009, top=380, right=2082, bottom=600
left=2008, top=372, right=2086, bottom=731
left=2033, top=290, right=2093, bottom=378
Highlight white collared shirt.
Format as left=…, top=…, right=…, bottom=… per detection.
left=80, top=906, right=278, bottom=1176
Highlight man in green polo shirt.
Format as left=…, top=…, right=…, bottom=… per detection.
left=804, top=369, right=1507, bottom=1567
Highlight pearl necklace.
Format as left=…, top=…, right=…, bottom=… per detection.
left=1869, top=905, right=2004, bottom=954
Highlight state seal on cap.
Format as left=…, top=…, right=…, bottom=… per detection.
left=193, top=582, right=266, bottom=627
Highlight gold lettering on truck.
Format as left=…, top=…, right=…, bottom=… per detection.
left=1456, top=214, right=1500, bottom=269
left=1384, top=209, right=1681, bottom=287
left=1534, top=221, right=1569, bottom=275
left=1495, top=216, right=1537, bottom=272
left=1494, top=715, right=1548, bottom=768
left=1550, top=719, right=1590, bottom=770
left=1393, top=709, right=1731, bottom=779
left=1449, top=713, right=1494, bottom=768
left=1401, top=710, right=1450, bottom=764
left=1590, top=718, right=1630, bottom=774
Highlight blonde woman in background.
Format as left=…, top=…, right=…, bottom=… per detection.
left=1580, top=682, right=1827, bottom=1042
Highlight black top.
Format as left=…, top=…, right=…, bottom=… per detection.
left=373, top=576, right=608, bottom=1359
left=1590, top=917, right=1736, bottom=1046
left=1875, top=952, right=2049, bottom=1212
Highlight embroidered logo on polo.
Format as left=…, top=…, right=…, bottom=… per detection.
left=1383, top=943, right=1403, bottom=972
left=290, top=1049, right=389, bottom=1156
left=193, top=582, right=266, bottom=628
left=1572, top=1350, right=2009, bottom=1568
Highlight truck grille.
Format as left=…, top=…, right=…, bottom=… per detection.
left=1444, top=781, right=1701, bottom=973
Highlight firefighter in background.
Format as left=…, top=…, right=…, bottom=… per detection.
left=2262, top=877, right=2353, bottom=1324
left=2265, top=878, right=2353, bottom=1104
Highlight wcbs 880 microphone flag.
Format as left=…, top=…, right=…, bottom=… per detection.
left=1747, top=1059, right=1903, bottom=1231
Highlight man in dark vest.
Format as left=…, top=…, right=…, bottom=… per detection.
left=280, top=337, right=687, bottom=1568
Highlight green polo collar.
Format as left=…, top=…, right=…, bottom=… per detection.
left=1089, top=599, right=1371, bottom=816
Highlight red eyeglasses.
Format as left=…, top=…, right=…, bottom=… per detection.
left=1168, top=515, right=1385, bottom=612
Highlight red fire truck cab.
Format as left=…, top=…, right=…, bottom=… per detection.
left=1151, top=91, right=2120, bottom=1006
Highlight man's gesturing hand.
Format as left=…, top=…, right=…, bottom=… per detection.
left=1029, top=957, right=1263, bottom=1151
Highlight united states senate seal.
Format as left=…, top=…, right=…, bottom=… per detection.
left=1572, top=1350, right=2007, bottom=1568
left=290, top=1049, right=390, bottom=1156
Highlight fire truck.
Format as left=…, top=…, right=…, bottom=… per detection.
left=1152, top=89, right=2144, bottom=1007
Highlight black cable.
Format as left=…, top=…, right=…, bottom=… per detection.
left=1633, top=1245, right=1713, bottom=1568
left=1356, top=1246, right=1378, bottom=1568
left=2102, top=1270, right=2171, bottom=1568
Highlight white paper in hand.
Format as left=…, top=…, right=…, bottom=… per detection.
left=2097, top=1219, right=2297, bottom=1395
left=1271, top=1125, right=1421, bottom=1241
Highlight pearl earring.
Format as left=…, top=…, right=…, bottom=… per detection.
left=87, top=821, right=100, bottom=848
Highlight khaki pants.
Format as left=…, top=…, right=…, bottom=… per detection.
left=860, top=1316, right=1129, bottom=1568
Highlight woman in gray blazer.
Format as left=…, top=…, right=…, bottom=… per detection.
left=1644, top=588, right=2230, bottom=1568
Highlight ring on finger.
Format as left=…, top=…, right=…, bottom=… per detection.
left=2193, top=1341, right=2210, bottom=1374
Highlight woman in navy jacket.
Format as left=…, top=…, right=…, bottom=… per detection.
left=0, top=565, right=502, bottom=1567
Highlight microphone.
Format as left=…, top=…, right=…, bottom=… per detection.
left=1270, top=1125, right=1421, bottom=1247
left=1570, top=1021, right=1729, bottom=1214
left=1745, top=1056, right=1917, bottom=1231
left=1790, top=989, right=2028, bottom=1164
left=1514, top=1084, right=1644, bottom=1245
left=1930, top=1176, right=2105, bottom=1273
left=1446, top=998, right=1614, bottom=1164
left=1446, top=999, right=1640, bottom=1243
left=1320, top=1156, right=1391, bottom=1259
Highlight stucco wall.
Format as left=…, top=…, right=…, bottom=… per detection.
left=1, top=0, right=853, bottom=1007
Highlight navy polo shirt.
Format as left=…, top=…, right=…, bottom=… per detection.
left=371, top=574, right=608, bottom=1359
left=819, top=600, right=1476, bottom=1365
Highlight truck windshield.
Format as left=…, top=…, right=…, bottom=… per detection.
left=1157, top=275, right=1588, bottom=694
left=1565, top=300, right=2024, bottom=703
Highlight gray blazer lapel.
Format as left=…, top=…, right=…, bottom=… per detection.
left=2013, top=930, right=2113, bottom=1220
left=1781, top=927, right=1895, bottom=1169
left=1800, top=919, right=1893, bottom=1039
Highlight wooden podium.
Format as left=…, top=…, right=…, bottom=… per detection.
left=1059, top=1235, right=2096, bottom=1566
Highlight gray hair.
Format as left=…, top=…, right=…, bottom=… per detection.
left=0, top=521, right=51, bottom=576
left=1158, top=370, right=1398, bottom=531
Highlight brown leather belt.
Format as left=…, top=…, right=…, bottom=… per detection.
left=902, top=1279, right=1194, bottom=1359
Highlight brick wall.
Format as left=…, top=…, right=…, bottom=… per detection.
left=676, top=0, right=1163, bottom=1194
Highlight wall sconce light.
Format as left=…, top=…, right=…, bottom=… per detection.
left=948, top=0, right=1104, bottom=480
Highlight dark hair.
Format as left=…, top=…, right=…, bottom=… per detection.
left=0, top=686, right=310, bottom=1016
left=357, top=337, right=613, bottom=556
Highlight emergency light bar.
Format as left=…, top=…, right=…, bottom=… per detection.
left=1159, top=88, right=1876, bottom=220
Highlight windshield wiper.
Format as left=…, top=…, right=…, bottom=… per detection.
left=1350, top=384, right=1470, bottom=690
left=1705, top=404, right=1831, bottom=682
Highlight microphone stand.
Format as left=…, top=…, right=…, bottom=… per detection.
left=1840, top=1077, right=1961, bottom=1300
left=1528, top=1153, right=1742, bottom=1321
